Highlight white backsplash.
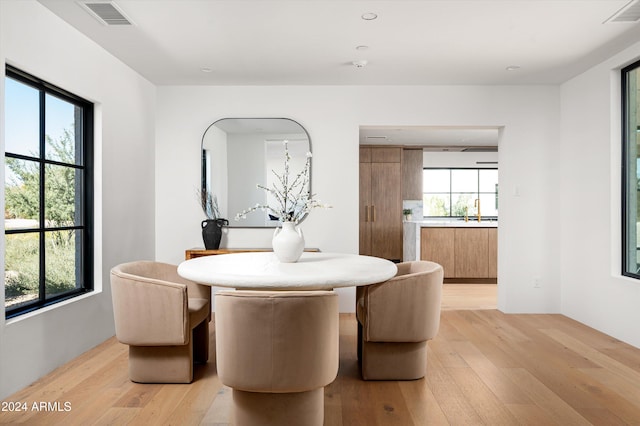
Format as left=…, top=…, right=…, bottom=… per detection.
left=403, top=200, right=423, bottom=219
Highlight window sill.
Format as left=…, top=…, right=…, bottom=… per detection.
left=5, top=290, right=99, bottom=326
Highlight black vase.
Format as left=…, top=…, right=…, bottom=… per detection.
left=201, top=218, right=228, bottom=250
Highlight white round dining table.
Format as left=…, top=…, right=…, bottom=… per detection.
left=177, top=251, right=397, bottom=290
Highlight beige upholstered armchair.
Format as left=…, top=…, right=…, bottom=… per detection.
left=215, top=290, right=339, bottom=426
left=110, top=261, right=211, bottom=384
left=356, top=260, right=444, bottom=380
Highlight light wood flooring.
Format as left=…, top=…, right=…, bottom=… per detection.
left=441, top=283, right=497, bottom=311
left=3, top=284, right=640, bottom=425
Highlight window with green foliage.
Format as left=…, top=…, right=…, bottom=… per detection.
left=623, top=60, right=640, bottom=278
left=423, top=168, right=498, bottom=218
left=4, top=66, right=93, bottom=318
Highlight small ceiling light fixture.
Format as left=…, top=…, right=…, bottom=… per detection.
left=356, top=45, right=369, bottom=51
left=353, top=60, right=368, bottom=68
left=200, top=67, right=213, bottom=73
left=505, top=65, right=521, bottom=71
left=361, top=12, right=378, bottom=20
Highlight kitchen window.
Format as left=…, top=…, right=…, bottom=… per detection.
left=623, top=59, right=640, bottom=278
left=4, top=65, right=94, bottom=318
left=423, top=168, right=498, bottom=219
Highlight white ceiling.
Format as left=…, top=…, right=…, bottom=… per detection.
left=38, top=0, right=640, bottom=87
left=35, top=0, right=640, bottom=148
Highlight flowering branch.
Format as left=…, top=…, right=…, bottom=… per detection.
left=234, top=140, right=331, bottom=223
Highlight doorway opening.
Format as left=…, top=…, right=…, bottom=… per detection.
left=359, top=125, right=501, bottom=310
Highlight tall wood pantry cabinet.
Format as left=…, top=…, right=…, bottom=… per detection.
left=359, top=147, right=402, bottom=261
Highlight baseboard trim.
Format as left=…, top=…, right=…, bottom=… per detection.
left=444, top=278, right=497, bottom=284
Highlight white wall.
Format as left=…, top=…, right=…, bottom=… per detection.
left=227, top=133, right=266, bottom=226
left=423, top=151, right=499, bottom=168
left=560, top=41, right=640, bottom=348
left=155, top=85, right=561, bottom=314
left=0, top=1, right=156, bottom=399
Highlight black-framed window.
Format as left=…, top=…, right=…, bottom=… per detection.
left=423, top=168, right=498, bottom=218
left=4, top=65, right=94, bottom=318
left=622, top=59, right=640, bottom=278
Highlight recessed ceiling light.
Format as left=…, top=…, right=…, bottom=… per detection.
left=356, top=45, right=369, bottom=51
left=361, top=12, right=378, bottom=20
left=200, top=67, right=213, bottom=73
left=505, top=65, right=521, bottom=71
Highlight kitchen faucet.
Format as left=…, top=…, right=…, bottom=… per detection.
left=474, top=198, right=481, bottom=222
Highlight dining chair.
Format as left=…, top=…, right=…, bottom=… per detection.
left=110, top=260, right=211, bottom=383
left=215, top=290, right=339, bottom=426
left=356, top=260, right=444, bottom=380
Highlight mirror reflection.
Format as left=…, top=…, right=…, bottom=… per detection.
left=202, top=118, right=311, bottom=227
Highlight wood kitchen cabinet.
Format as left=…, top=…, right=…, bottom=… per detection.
left=454, top=228, right=489, bottom=278
left=402, top=148, right=423, bottom=200
left=488, top=228, right=498, bottom=278
left=420, top=227, right=497, bottom=279
left=360, top=146, right=402, bottom=261
left=420, top=227, right=455, bottom=278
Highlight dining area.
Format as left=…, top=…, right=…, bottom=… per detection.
left=7, top=2, right=640, bottom=423
left=105, top=116, right=448, bottom=424
left=109, top=251, right=444, bottom=425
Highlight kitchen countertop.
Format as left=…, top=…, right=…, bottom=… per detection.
left=403, top=220, right=498, bottom=261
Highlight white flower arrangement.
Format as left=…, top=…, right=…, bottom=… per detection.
left=234, top=140, right=331, bottom=223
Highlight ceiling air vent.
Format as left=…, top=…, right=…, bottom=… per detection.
left=605, top=0, right=640, bottom=23
left=80, top=1, right=133, bottom=26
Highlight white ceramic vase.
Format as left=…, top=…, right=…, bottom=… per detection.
left=272, top=221, right=305, bottom=263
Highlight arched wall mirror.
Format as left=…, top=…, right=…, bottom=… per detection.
left=201, top=118, right=312, bottom=228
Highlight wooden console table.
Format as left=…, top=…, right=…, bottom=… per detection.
left=185, top=248, right=320, bottom=260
